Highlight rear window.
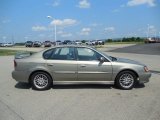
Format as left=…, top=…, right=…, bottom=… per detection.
left=43, top=47, right=76, bottom=60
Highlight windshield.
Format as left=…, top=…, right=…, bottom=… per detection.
left=26, top=41, right=32, bottom=43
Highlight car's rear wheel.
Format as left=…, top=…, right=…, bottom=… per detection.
left=31, top=72, right=52, bottom=90
left=115, top=71, right=137, bottom=90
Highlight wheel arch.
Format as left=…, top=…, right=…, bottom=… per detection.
left=28, top=70, right=53, bottom=83
left=115, top=69, right=139, bottom=81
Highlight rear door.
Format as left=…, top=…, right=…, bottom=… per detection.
left=45, top=47, right=77, bottom=81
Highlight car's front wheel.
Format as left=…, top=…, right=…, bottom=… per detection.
left=115, top=71, right=137, bottom=90
left=31, top=72, right=52, bottom=90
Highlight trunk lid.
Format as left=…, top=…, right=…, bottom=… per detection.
left=15, top=51, right=35, bottom=59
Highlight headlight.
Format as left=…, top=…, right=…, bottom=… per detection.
left=144, top=66, right=149, bottom=72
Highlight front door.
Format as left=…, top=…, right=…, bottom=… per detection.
left=76, top=47, right=112, bottom=81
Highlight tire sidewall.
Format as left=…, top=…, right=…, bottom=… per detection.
left=115, top=71, right=137, bottom=90
left=31, top=72, right=52, bottom=90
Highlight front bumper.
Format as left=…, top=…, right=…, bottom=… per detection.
left=12, top=70, right=29, bottom=83
left=138, top=72, right=151, bottom=84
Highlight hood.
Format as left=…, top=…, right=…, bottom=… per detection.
left=115, top=57, right=145, bottom=66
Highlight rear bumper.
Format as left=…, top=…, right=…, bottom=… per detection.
left=12, top=70, right=29, bottom=83
left=138, top=72, right=151, bottom=84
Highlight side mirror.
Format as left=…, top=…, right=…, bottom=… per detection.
left=99, top=57, right=105, bottom=62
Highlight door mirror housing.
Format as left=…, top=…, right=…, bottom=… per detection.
left=98, top=57, right=105, bottom=62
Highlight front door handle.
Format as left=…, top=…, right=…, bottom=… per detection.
left=80, top=64, right=86, bottom=67
left=47, top=63, right=54, bottom=66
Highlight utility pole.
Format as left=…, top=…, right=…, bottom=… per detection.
left=47, top=16, right=57, bottom=45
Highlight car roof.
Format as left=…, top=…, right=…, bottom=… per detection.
left=40, top=45, right=95, bottom=52
left=52, top=45, right=94, bottom=48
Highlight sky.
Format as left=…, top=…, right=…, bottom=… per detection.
left=0, top=0, right=160, bottom=43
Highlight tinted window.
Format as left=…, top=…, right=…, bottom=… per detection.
left=77, top=48, right=102, bottom=61
left=50, top=47, right=75, bottom=60
left=43, top=48, right=55, bottom=59
left=26, top=41, right=33, bottom=43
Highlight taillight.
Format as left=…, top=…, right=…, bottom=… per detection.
left=14, top=60, right=17, bottom=68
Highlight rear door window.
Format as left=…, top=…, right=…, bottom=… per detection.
left=50, top=47, right=76, bottom=60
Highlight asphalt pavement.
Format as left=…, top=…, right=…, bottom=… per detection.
left=0, top=44, right=160, bottom=120
left=109, top=43, right=160, bottom=55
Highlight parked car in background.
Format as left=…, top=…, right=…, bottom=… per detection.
left=56, top=40, right=63, bottom=45
left=33, top=41, right=42, bottom=47
left=63, top=40, right=72, bottom=45
left=86, top=40, right=98, bottom=46
left=0, top=43, right=14, bottom=47
left=67, top=41, right=75, bottom=45
left=44, top=41, right=52, bottom=47
left=145, top=38, right=156, bottom=43
left=75, top=40, right=82, bottom=45
left=97, top=40, right=105, bottom=45
left=92, top=40, right=98, bottom=45
left=85, top=41, right=93, bottom=45
left=25, top=41, right=33, bottom=47
left=12, top=45, right=151, bottom=90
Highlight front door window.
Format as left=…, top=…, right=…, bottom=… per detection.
left=77, top=47, right=102, bottom=61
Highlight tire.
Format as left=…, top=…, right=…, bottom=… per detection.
left=115, top=71, right=137, bottom=90
left=31, top=72, right=52, bottom=90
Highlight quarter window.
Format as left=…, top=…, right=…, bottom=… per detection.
left=43, top=48, right=55, bottom=59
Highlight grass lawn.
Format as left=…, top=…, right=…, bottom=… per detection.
left=0, top=49, right=21, bottom=56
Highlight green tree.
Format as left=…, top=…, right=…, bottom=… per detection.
left=130, top=37, right=135, bottom=42
left=122, top=37, right=127, bottom=42
left=81, top=40, right=86, bottom=43
left=107, top=39, right=113, bottom=42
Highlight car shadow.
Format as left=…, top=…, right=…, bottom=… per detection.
left=14, top=82, right=146, bottom=90
left=134, top=83, right=145, bottom=89
left=15, top=82, right=31, bottom=89
left=52, top=84, right=113, bottom=89
left=150, top=70, right=160, bottom=75
left=15, top=82, right=113, bottom=89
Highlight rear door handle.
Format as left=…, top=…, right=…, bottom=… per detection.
left=81, top=64, right=86, bottom=67
left=47, top=63, right=54, bottom=66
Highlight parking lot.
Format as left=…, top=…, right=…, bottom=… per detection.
left=0, top=44, right=160, bottom=120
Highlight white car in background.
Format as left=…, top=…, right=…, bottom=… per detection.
left=55, top=40, right=63, bottom=45
left=97, top=40, right=105, bottom=45
left=0, top=43, right=14, bottom=47
left=75, top=41, right=82, bottom=45
left=86, top=40, right=98, bottom=46
left=91, top=40, right=98, bottom=45
left=85, top=41, right=93, bottom=45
